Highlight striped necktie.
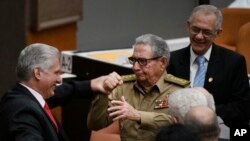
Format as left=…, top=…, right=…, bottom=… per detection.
left=193, top=56, right=206, bottom=87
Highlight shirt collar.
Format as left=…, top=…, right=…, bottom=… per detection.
left=190, top=45, right=212, bottom=64
left=20, top=83, right=45, bottom=107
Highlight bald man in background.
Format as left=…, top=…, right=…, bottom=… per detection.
left=184, top=106, right=220, bottom=141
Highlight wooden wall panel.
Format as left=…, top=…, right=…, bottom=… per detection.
left=27, top=23, right=77, bottom=51
left=34, top=0, right=82, bottom=31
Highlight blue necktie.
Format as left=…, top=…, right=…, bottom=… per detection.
left=193, top=56, right=206, bottom=87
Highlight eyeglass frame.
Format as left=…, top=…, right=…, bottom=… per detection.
left=189, top=25, right=218, bottom=38
left=128, top=56, right=162, bottom=66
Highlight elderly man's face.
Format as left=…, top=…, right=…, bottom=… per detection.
left=187, top=11, right=219, bottom=55
left=131, top=44, right=165, bottom=86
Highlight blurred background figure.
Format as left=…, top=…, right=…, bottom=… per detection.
left=184, top=106, right=221, bottom=141
left=168, top=88, right=229, bottom=140
left=156, top=123, right=198, bottom=141
left=228, top=0, right=250, bottom=8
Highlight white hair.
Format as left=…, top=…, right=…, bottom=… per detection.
left=168, top=88, right=215, bottom=123
left=16, top=43, right=60, bottom=81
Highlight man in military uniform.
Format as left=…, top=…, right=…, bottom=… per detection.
left=87, top=34, right=190, bottom=141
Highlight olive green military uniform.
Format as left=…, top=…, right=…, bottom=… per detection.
left=87, top=71, right=190, bottom=141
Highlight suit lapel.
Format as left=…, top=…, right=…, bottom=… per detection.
left=204, top=44, right=221, bottom=89
left=15, top=83, right=41, bottom=103
left=178, top=46, right=191, bottom=80
left=15, top=84, right=61, bottom=135
left=12, top=83, right=68, bottom=140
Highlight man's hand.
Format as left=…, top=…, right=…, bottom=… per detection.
left=90, top=71, right=123, bottom=94
left=107, top=96, right=141, bottom=122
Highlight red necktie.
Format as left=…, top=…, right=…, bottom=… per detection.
left=44, top=102, right=59, bottom=132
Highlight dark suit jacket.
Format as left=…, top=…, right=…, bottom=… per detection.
left=0, top=80, right=93, bottom=141
left=167, top=44, right=250, bottom=127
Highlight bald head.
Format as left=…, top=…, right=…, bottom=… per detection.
left=186, top=106, right=215, bottom=125
left=168, top=88, right=215, bottom=123
left=184, top=106, right=220, bottom=141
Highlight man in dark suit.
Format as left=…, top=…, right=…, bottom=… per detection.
left=167, top=5, right=249, bottom=127
left=0, top=43, right=123, bottom=141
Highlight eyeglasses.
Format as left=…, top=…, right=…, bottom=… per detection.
left=190, top=26, right=217, bottom=38
left=128, top=56, right=162, bottom=66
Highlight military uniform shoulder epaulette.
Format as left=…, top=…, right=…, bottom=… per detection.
left=121, top=74, right=136, bottom=82
left=164, top=74, right=190, bottom=87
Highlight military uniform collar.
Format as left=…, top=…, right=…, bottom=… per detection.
left=155, top=71, right=168, bottom=93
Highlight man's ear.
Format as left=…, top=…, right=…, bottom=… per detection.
left=216, top=29, right=223, bottom=36
left=34, top=67, right=42, bottom=80
left=160, top=56, right=168, bottom=68
left=186, top=21, right=191, bottom=31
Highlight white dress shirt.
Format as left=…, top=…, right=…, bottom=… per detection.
left=20, top=83, right=45, bottom=108
left=190, top=46, right=212, bottom=87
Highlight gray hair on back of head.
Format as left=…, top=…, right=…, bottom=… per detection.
left=168, top=88, right=209, bottom=123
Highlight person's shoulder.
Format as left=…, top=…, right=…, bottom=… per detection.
left=169, top=46, right=190, bottom=62
left=1, top=86, right=39, bottom=109
left=120, top=73, right=191, bottom=87
left=212, top=44, right=246, bottom=65
left=0, top=94, right=39, bottom=119
left=1, top=93, right=33, bottom=107
left=111, top=74, right=135, bottom=96
left=164, top=74, right=190, bottom=88
left=171, top=46, right=189, bottom=55
left=214, top=44, right=243, bottom=58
